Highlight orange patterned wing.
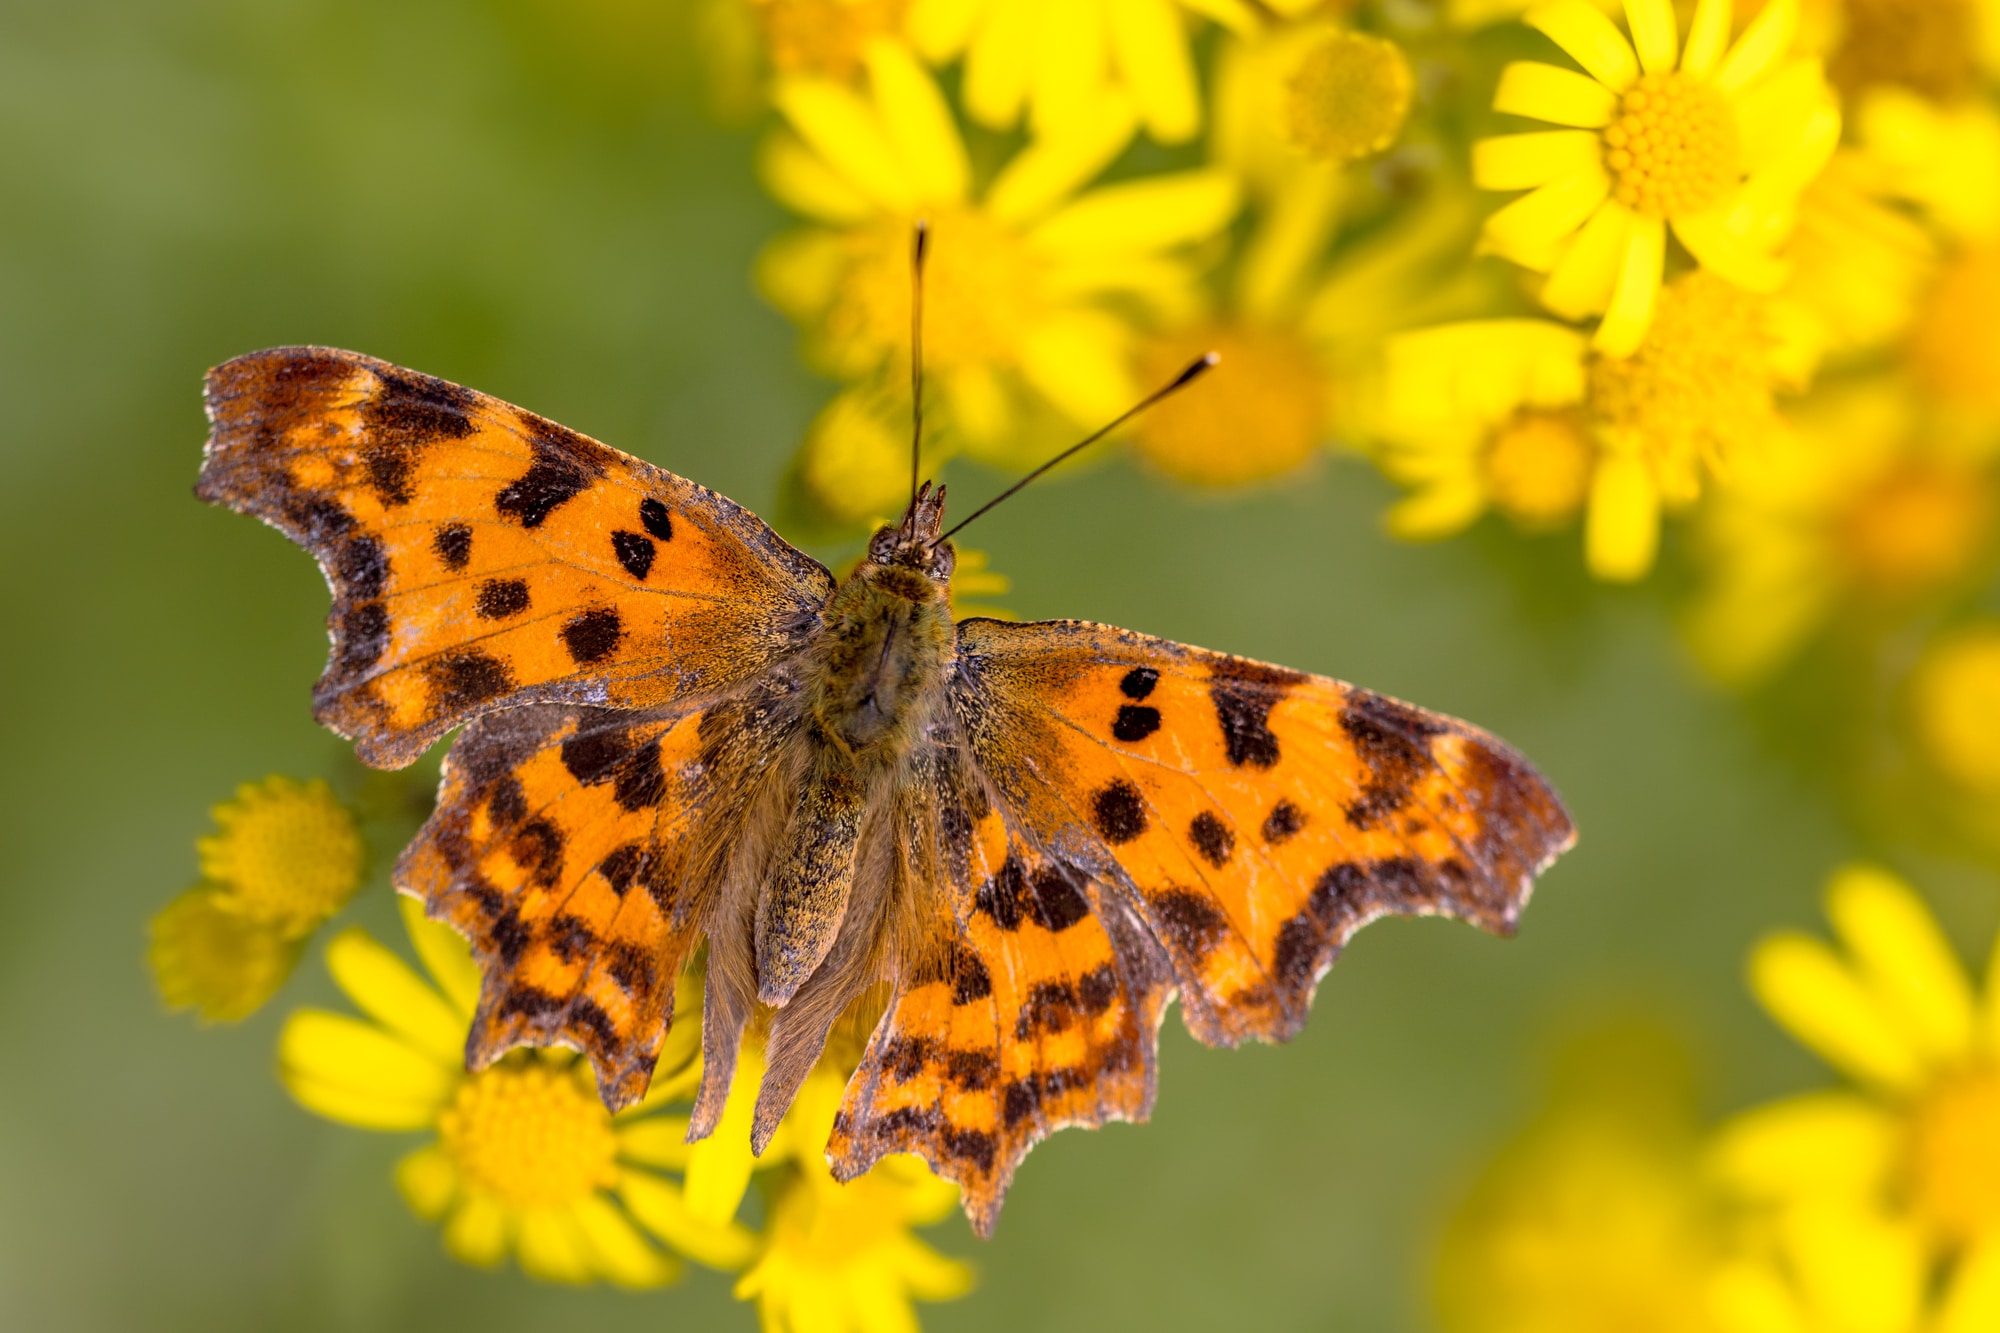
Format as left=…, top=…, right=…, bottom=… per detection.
left=196, top=347, right=832, bottom=767
left=397, top=702, right=715, bottom=1108
left=832, top=618, right=1573, bottom=1234
left=830, top=783, right=1175, bottom=1238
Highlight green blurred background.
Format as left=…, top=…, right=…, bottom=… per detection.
left=3, top=2, right=1992, bottom=1329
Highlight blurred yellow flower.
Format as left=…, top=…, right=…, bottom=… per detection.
left=1911, top=624, right=2000, bottom=792
left=754, top=0, right=913, bottom=81
left=906, top=0, right=1282, bottom=144
left=793, top=383, right=924, bottom=528
left=1475, top=0, right=1839, bottom=354
left=1381, top=269, right=1801, bottom=580
left=1435, top=1024, right=1732, bottom=1333
left=1855, top=89, right=2000, bottom=246
left=1683, top=382, right=1994, bottom=684
left=735, top=1058, right=973, bottom=1333
left=198, top=775, right=363, bottom=937
left=756, top=40, right=1237, bottom=468
left=1724, top=864, right=2000, bottom=1316
left=148, top=884, right=302, bottom=1023
left=1910, top=241, right=2000, bottom=422
left=947, top=545, right=1013, bottom=619
left=1823, top=0, right=2000, bottom=102
left=279, top=897, right=755, bottom=1286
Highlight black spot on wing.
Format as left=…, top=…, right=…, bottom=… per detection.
left=475, top=578, right=531, bottom=619
left=496, top=440, right=594, bottom=529
left=487, top=774, right=528, bottom=827
left=433, top=522, right=472, bottom=570
left=950, top=945, right=992, bottom=1004
left=611, top=530, right=655, bottom=580
left=511, top=818, right=565, bottom=889
left=1091, top=779, right=1147, bottom=844
left=1262, top=799, right=1305, bottom=845
left=1209, top=662, right=1302, bottom=769
left=561, top=608, right=622, bottom=664
left=338, top=603, right=390, bottom=674
left=639, top=497, right=674, bottom=540
left=335, top=536, right=388, bottom=600
left=1112, top=704, right=1161, bottom=742
left=600, top=843, right=644, bottom=896
left=1120, top=667, right=1158, bottom=699
left=1150, top=888, right=1227, bottom=958
left=426, top=649, right=514, bottom=710
left=359, top=367, right=477, bottom=507
left=611, top=736, right=666, bottom=811
left=974, top=857, right=1091, bottom=933
left=561, top=727, right=632, bottom=785
left=1189, top=811, right=1234, bottom=867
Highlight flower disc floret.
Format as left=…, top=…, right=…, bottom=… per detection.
left=1909, top=1065, right=2000, bottom=1244
left=1283, top=31, right=1414, bottom=164
left=1603, top=73, right=1740, bottom=218
left=440, top=1063, right=621, bottom=1210
left=198, top=776, right=362, bottom=936
left=1485, top=409, right=1595, bottom=526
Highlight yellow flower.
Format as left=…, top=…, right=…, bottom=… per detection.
left=148, top=884, right=302, bottom=1023
left=1718, top=864, right=2000, bottom=1320
left=198, top=776, right=363, bottom=938
left=792, top=383, right=925, bottom=529
left=1824, top=0, right=2000, bottom=103
left=1911, top=623, right=2000, bottom=793
left=1856, top=89, right=2000, bottom=246
left=1434, top=1024, right=1733, bottom=1333
left=754, top=0, right=914, bottom=81
left=1475, top=0, right=1840, bottom=355
left=1683, top=381, right=1994, bottom=684
left=906, top=0, right=1287, bottom=144
left=756, top=40, right=1237, bottom=468
left=278, top=897, right=755, bottom=1286
left=735, top=1057, right=973, bottom=1333
left=1380, top=269, right=1802, bottom=580
left=947, top=546, right=1013, bottom=619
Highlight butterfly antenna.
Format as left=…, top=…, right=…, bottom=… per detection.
left=908, top=219, right=929, bottom=525
left=933, top=351, right=1218, bottom=546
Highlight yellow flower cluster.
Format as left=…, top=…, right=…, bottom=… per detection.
left=279, top=897, right=970, bottom=1324
left=1437, top=864, right=2000, bottom=1333
left=149, top=776, right=363, bottom=1022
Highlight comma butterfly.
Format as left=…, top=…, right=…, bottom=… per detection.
left=197, top=328, right=1574, bottom=1236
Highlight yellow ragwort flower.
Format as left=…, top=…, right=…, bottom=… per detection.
left=1824, top=0, right=2000, bottom=103
left=906, top=0, right=1304, bottom=144
left=148, top=884, right=302, bottom=1023
left=1476, top=0, right=1839, bottom=355
left=735, top=1056, right=973, bottom=1333
left=1715, top=865, right=2000, bottom=1324
left=1683, top=381, right=1995, bottom=684
left=756, top=40, right=1237, bottom=469
left=1380, top=268, right=1803, bottom=580
left=198, top=776, right=363, bottom=938
left=1856, top=88, right=2000, bottom=247
left=278, top=897, right=755, bottom=1287
left=1911, top=624, right=2000, bottom=793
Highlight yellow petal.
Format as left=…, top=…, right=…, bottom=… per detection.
left=618, top=1170, right=760, bottom=1270
left=572, top=1194, right=680, bottom=1289
left=759, top=130, right=875, bottom=224
left=985, top=100, right=1137, bottom=228
left=755, top=228, right=846, bottom=322
left=1826, top=864, right=1975, bottom=1064
left=1705, top=1259, right=1807, bottom=1333
left=683, top=1047, right=762, bottom=1226
left=1584, top=448, right=1659, bottom=580
left=1623, top=0, right=1678, bottom=74
left=1474, top=131, right=1603, bottom=191
left=1028, top=0, right=1105, bottom=137
left=618, top=1115, right=693, bottom=1170
left=1236, top=165, right=1344, bottom=320
left=1706, top=1091, right=1897, bottom=1201
left=279, top=1009, right=456, bottom=1128
left=1941, top=1234, right=2000, bottom=1333
left=1669, top=208, right=1789, bottom=292
left=515, top=1207, right=592, bottom=1284
left=325, top=928, right=463, bottom=1067
left=1715, top=0, right=1796, bottom=93
left=1592, top=212, right=1664, bottom=355
left=1388, top=480, right=1489, bottom=539
left=1680, top=0, right=1731, bottom=78
left=395, top=1142, right=459, bottom=1220
left=1029, top=169, right=1239, bottom=256
left=907, top=0, right=979, bottom=61
left=1541, top=197, right=1633, bottom=317
left=864, top=40, right=968, bottom=205
left=1480, top=167, right=1611, bottom=269
left=1109, top=0, right=1199, bottom=143
left=1526, top=0, right=1639, bottom=91
left=1781, top=1204, right=1923, bottom=1333
left=1750, top=933, right=1927, bottom=1091
left=442, top=1194, right=508, bottom=1268
left=398, top=895, right=482, bottom=1020
left=1493, top=61, right=1617, bottom=127
left=774, top=77, right=914, bottom=213
left=961, top=0, right=1034, bottom=129
left=1018, top=310, right=1137, bottom=426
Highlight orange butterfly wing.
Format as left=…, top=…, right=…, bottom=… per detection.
left=833, top=618, right=1574, bottom=1233
left=198, top=347, right=831, bottom=1102
left=197, top=346, right=832, bottom=767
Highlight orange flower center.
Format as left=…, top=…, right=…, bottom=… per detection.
left=830, top=208, right=1040, bottom=373
left=1134, top=323, right=1326, bottom=488
left=1485, top=410, right=1596, bottom=529
left=1836, top=464, right=1992, bottom=596
left=1603, top=73, right=1741, bottom=219
left=439, top=1062, right=620, bottom=1209
left=754, top=0, right=909, bottom=80
left=1909, top=1064, right=2000, bottom=1245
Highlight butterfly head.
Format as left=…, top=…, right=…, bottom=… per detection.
left=866, top=480, right=956, bottom=583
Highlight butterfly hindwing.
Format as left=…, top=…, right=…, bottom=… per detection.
left=398, top=702, right=713, bottom=1109
left=197, top=347, right=833, bottom=767
left=950, top=618, right=1576, bottom=1047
